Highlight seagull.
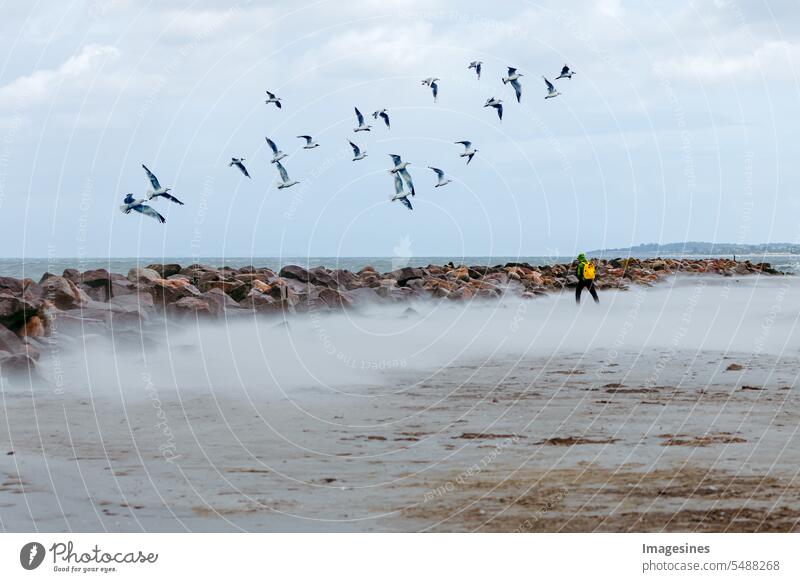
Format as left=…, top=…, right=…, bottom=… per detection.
left=388, top=154, right=415, bottom=196
left=353, top=107, right=372, bottom=132
left=468, top=60, right=483, bottom=80
left=349, top=140, right=367, bottom=161
left=141, top=164, right=184, bottom=205
left=391, top=173, right=413, bottom=211
left=372, top=109, right=390, bottom=129
left=421, top=77, right=439, bottom=102
left=275, top=161, right=299, bottom=189
left=229, top=158, right=251, bottom=178
left=265, top=90, right=282, bottom=108
left=429, top=167, right=452, bottom=188
left=543, top=77, right=560, bottom=99
left=297, top=135, right=319, bottom=149
left=502, top=67, right=524, bottom=102
left=556, top=64, right=575, bottom=80
left=265, top=137, right=287, bottom=163
left=484, top=97, right=503, bottom=121
left=120, top=194, right=166, bottom=223
left=455, top=141, right=477, bottom=165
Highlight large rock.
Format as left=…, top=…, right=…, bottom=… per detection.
left=0, top=277, right=22, bottom=295
left=279, top=265, right=311, bottom=283
left=128, top=267, right=161, bottom=284
left=149, top=278, right=202, bottom=307
left=79, top=269, right=113, bottom=301
left=146, top=264, right=182, bottom=278
left=40, top=275, right=90, bottom=310
left=0, top=294, right=40, bottom=331
left=202, top=289, right=239, bottom=314
left=307, top=267, right=338, bottom=288
left=389, top=267, right=426, bottom=286
left=168, top=296, right=214, bottom=317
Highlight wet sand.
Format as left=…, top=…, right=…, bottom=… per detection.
left=1, top=276, right=799, bottom=532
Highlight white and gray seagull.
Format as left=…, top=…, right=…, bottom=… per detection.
left=484, top=97, right=503, bottom=121
left=265, top=137, right=287, bottom=163
left=142, top=164, right=184, bottom=205
left=543, top=77, right=560, bottom=99
left=455, top=141, right=477, bottom=165
left=502, top=67, right=524, bottom=103
left=388, top=154, right=416, bottom=196
left=556, top=64, right=575, bottom=80
left=421, top=77, right=439, bottom=102
left=468, top=60, right=483, bottom=80
left=297, top=135, right=320, bottom=149
left=120, top=193, right=166, bottom=223
left=349, top=140, right=367, bottom=161
left=229, top=157, right=251, bottom=178
left=391, top=173, right=413, bottom=211
left=265, top=90, right=282, bottom=108
left=372, top=109, right=390, bottom=129
left=275, top=161, right=299, bottom=189
left=353, top=107, right=372, bottom=132
left=429, top=167, right=452, bottom=188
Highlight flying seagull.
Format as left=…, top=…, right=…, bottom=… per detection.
left=275, top=161, right=299, bottom=189
left=468, top=60, right=482, bottom=80
left=429, top=167, right=452, bottom=188
left=502, top=67, right=524, bottom=102
left=421, top=77, right=439, bottom=102
left=388, top=154, right=415, bottom=196
left=229, top=157, right=251, bottom=178
left=543, top=77, right=560, bottom=99
left=455, top=141, right=477, bottom=165
left=353, top=107, right=372, bottom=132
left=556, top=64, right=575, bottom=80
left=484, top=97, right=503, bottom=121
left=297, top=135, right=319, bottom=149
left=265, top=137, right=287, bottom=164
left=391, top=173, right=413, bottom=211
left=349, top=140, right=367, bottom=161
left=120, top=194, right=166, bottom=223
left=141, top=164, right=184, bottom=205
left=265, top=90, right=282, bottom=108
left=372, top=109, right=390, bottom=129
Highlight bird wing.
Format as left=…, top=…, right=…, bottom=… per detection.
left=544, top=77, right=555, bottom=91
left=266, top=90, right=275, bottom=99
left=297, top=135, right=312, bottom=144
left=399, top=168, right=415, bottom=196
left=561, top=65, right=570, bottom=75
left=160, top=192, right=185, bottom=205
left=431, top=81, right=438, bottom=100
left=400, top=197, right=413, bottom=211
left=496, top=103, right=503, bottom=120
left=275, top=100, right=282, bottom=109
left=510, top=78, right=522, bottom=102
left=131, top=203, right=166, bottom=223
left=476, top=63, right=481, bottom=79
left=349, top=141, right=360, bottom=156
left=380, top=111, right=390, bottom=128
left=276, top=161, right=290, bottom=182
left=393, top=173, right=404, bottom=196
left=265, top=137, right=279, bottom=154
left=456, top=140, right=471, bottom=149
left=355, top=107, right=364, bottom=125
left=467, top=153, right=475, bottom=165
left=388, top=154, right=402, bottom=167
left=429, top=166, right=445, bottom=179
left=142, top=164, right=160, bottom=190
left=236, top=162, right=251, bottom=178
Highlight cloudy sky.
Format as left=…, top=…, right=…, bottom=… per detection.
left=0, top=0, right=798, bottom=259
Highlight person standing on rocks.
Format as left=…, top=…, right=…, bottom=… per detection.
left=575, top=253, right=599, bottom=305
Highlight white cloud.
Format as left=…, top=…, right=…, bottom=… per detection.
left=0, top=44, right=120, bottom=107
left=662, top=40, right=800, bottom=82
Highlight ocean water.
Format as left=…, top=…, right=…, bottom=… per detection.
left=0, top=253, right=798, bottom=281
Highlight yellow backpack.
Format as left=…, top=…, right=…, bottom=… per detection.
left=583, top=262, right=595, bottom=280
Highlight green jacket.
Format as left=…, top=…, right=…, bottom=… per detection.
left=576, top=254, right=588, bottom=280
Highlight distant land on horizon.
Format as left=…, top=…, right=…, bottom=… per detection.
left=589, top=242, right=800, bottom=256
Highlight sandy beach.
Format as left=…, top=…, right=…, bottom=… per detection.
left=1, top=274, right=799, bottom=532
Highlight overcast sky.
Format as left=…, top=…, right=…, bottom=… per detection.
left=0, top=0, right=798, bottom=259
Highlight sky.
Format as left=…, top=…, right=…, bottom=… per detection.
left=0, top=0, right=798, bottom=260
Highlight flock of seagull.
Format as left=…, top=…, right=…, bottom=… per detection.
left=120, top=62, right=576, bottom=221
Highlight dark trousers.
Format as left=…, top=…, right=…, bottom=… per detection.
left=575, top=279, right=599, bottom=304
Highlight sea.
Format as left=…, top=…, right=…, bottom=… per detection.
left=1, top=254, right=798, bottom=281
